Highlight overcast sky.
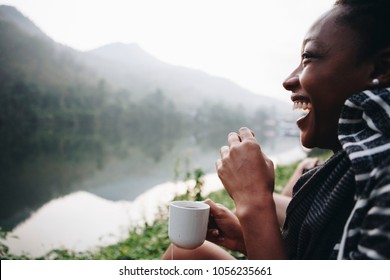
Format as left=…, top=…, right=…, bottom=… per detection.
left=1, top=0, right=335, bottom=102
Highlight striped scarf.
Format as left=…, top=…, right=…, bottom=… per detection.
left=282, top=87, right=390, bottom=259
left=337, top=87, right=390, bottom=259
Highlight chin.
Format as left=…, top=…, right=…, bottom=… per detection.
left=300, top=126, right=339, bottom=151
left=300, top=132, right=316, bottom=149
left=301, top=138, right=340, bottom=152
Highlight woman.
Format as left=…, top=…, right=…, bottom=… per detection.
left=162, top=0, right=390, bottom=260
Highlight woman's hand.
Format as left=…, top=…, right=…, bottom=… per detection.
left=215, top=127, right=275, bottom=208
left=204, top=199, right=246, bottom=255
left=214, top=127, right=286, bottom=259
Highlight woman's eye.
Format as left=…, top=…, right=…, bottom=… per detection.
left=301, top=52, right=313, bottom=60
left=301, top=52, right=316, bottom=65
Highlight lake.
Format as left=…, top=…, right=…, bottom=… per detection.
left=0, top=125, right=303, bottom=257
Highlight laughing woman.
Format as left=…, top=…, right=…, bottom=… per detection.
left=162, top=0, right=390, bottom=260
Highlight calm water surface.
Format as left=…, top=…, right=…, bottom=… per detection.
left=0, top=126, right=303, bottom=256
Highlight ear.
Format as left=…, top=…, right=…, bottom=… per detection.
left=371, top=47, right=390, bottom=86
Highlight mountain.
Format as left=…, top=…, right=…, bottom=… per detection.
left=0, top=5, right=101, bottom=91
left=0, top=4, right=289, bottom=113
left=0, top=5, right=47, bottom=39
left=85, top=42, right=289, bottom=112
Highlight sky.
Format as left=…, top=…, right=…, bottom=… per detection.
left=0, top=0, right=335, bottom=102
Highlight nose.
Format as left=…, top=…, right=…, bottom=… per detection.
left=283, top=68, right=300, bottom=92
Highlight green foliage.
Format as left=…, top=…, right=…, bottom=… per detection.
left=90, top=219, right=170, bottom=260
left=274, top=161, right=299, bottom=193
left=207, top=189, right=235, bottom=210
left=307, top=148, right=332, bottom=160
left=172, top=168, right=206, bottom=202
left=0, top=227, right=30, bottom=260
left=0, top=227, right=9, bottom=259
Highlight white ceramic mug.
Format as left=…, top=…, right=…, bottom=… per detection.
left=168, top=201, right=210, bottom=249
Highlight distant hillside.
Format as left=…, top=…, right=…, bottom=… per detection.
left=0, top=4, right=290, bottom=113
left=0, top=5, right=101, bottom=90
left=0, top=5, right=47, bottom=38
left=85, top=42, right=289, bottom=112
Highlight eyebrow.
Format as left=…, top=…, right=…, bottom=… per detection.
left=302, top=37, right=329, bottom=51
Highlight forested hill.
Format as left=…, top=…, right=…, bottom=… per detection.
left=0, top=5, right=289, bottom=112
left=0, top=5, right=177, bottom=131
left=0, top=5, right=98, bottom=89
left=0, top=5, right=47, bottom=38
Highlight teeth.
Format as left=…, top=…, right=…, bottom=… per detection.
left=293, top=101, right=312, bottom=111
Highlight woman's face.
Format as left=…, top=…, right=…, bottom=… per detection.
left=283, top=6, right=374, bottom=151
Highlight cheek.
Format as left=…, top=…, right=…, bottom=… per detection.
left=300, top=68, right=346, bottom=108
left=299, top=71, right=326, bottom=105
left=300, top=70, right=345, bottom=134
left=300, top=66, right=327, bottom=89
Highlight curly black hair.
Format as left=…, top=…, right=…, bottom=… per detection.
left=333, top=0, right=390, bottom=62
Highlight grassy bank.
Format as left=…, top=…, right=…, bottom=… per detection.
left=1, top=152, right=330, bottom=260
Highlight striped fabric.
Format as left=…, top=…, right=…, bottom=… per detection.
left=337, top=87, right=390, bottom=259
left=282, top=150, right=356, bottom=259
left=282, top=87, right=390, bottom=259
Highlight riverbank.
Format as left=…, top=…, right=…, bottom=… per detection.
left=1, top=146, right=309, bottom=259
left=1, top=173, right=227, bottom=258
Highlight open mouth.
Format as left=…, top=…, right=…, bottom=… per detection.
left=292, top=97, right=312, bottom=121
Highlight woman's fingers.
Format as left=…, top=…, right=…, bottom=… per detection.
left=220, top=145, right=229, bottom=158
left=204, top=199, right=222, bottom=215
left=238, top=127, right=255, bottom=141
left=205, top=199, right=229, bottom=216
left=205, top=200, right=223, bottom=241
left=228, top=132, right=240, bottom=147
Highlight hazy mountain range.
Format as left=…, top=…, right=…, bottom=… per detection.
left=0, top=4, right=289, bottom=112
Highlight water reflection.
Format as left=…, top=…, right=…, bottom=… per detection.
left=0, top=123, right=242, bottom=230
left=0, top=121, right=302, bottom=256
left=4, top=191, right=134, bottom=256
left=0, top=127, right=104, bottom=230
left=4, top=174, right=226, bottom=257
